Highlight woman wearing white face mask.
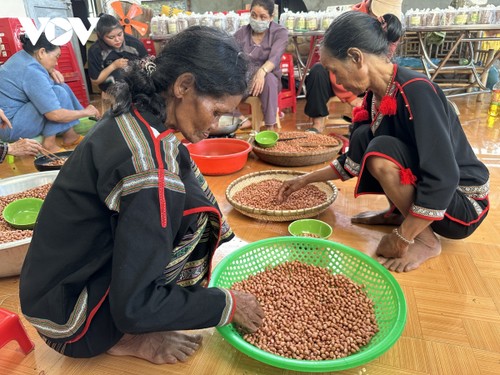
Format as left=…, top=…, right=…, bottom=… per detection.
left=234, top=0, right=288, bottom=130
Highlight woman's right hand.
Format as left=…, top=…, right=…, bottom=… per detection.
left=230, top=290, right=264, bottom=333
left=83, top=105, right=101, bottom=119
left=250, top=69, right=266, bottom=97
left=113, top=58, right=129, bottom=70
left=8, top=138, right=43, bottom=157
left=277, top=175, right=308, bottom=203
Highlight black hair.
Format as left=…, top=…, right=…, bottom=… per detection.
left=250, top=0, right=275, bottom=16
left=322, top=11, right=403, bottom=59
left=19, top=33, right=59, bottom=55
left=95, top=13, right=123, bottom=46
left=110, top=26, right=249, bottom=123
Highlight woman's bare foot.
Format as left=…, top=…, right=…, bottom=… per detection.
left=42, top=135, right=60, bottom=153
left=377, top=233, right=442, bottom=272
left=61, top=128, right=81, bottom=146
left=107, top=331, right=203, bottom=365
left=351, top=209, right=404, bottom=226
left=239, top=117, right=252, bottom=130
left=375, top=230, right=409, bottom=259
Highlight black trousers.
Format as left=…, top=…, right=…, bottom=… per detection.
left=354, top=128, right=489, bottom=239
left=42, top=296, right=124, bottom=358
left=304, top=63, right=334, bottom=118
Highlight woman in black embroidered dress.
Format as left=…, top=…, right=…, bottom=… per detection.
left=20, top=27, right=263, bottom=364
left=278, top=11, right=490, bottom=272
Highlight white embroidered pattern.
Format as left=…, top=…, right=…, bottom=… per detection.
left=411, top=204, right=446, bottom=219
left=457, top=180, right=489, bottom=199
left=332, top=159, right=351, bottom=181
left=345, top=156, right=361, bottom=176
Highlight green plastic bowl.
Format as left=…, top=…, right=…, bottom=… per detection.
left=255, top=130, right=279, bottom=148
left=74, top=116, right=97, bottom=135
left=288, top=219, right=333, bottom=239
left=208, top=237, right=407, bottom=372
left=2, top=198, right=44, bottom=229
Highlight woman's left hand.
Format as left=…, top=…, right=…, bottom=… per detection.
left=250, top=69, right=266, bottom=97
left=51, top=69, right=65, bottom=84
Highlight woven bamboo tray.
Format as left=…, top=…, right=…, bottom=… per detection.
left=226, top=170, right=338, bottom=222
left=252, top=141, right=341, bottom=167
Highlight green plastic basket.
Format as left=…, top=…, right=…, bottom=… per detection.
left=209, top=237, right=406, bottom=372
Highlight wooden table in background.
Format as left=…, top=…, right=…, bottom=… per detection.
left=406, top=24, right=500, bottom=99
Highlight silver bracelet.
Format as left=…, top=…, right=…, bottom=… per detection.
left=392, top=228, right=414, bottom=245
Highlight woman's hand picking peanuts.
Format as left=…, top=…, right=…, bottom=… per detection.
left=230, top=290, right=264, bottom=333
left=277, top=176, right=308, bottom=203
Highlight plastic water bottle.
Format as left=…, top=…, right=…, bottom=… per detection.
left=488, top=81, right=500, bottom=117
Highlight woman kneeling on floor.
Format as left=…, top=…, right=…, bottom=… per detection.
left=0, top=33, right=100, bottom=153
left=278, top=12, right=490, bottom=273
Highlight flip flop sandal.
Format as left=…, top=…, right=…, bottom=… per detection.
left=305, top=127, right=320, bottom=133
left=62, top=135, right=84, bottom=148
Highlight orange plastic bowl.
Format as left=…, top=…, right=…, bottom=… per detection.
left=186, top=138, right=252, bottom=176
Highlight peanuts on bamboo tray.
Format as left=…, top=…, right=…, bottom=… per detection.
left=252, top=132, right=343, bottom=167
left=226, top=170, right=338, bottom=221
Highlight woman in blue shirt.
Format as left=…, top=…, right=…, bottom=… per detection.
left=0, top=33, right=100, bottom=153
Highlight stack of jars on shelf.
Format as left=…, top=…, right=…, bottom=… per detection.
left=279, top=10, right=341, bottom=33
left=149, top=4, right=500, bottom=39
left=405, top=4, right=500, bottom=27
left=150, top=11, right=248, bottom=37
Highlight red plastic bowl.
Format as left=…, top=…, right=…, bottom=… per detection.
left=185, top=138, right=252, bottom=176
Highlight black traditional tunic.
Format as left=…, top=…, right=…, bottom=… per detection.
left=331, top=65, right=489, bottom=238
left=19, top=108, right=235, bottom=357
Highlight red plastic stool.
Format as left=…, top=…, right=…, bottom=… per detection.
left=0, top=307, right=35, bottom=354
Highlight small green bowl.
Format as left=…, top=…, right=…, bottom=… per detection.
left=255, top=130, right=279, bottom=148
left=2, top=198, right=44, bottom=230
left=288, top=219, right=333, bottom=239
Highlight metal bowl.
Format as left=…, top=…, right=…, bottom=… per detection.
left=209, top=115, right=245, bottom=136
left=34, top=151, right=72, bottom=171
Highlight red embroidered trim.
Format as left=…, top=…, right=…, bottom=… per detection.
left=66, top=288, right=110, bottom=344
left=133, top=107, right=173, bottom=228
left=399, top=77, right=437, bottom=121
left=400, top=168, right=417, bottom=185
